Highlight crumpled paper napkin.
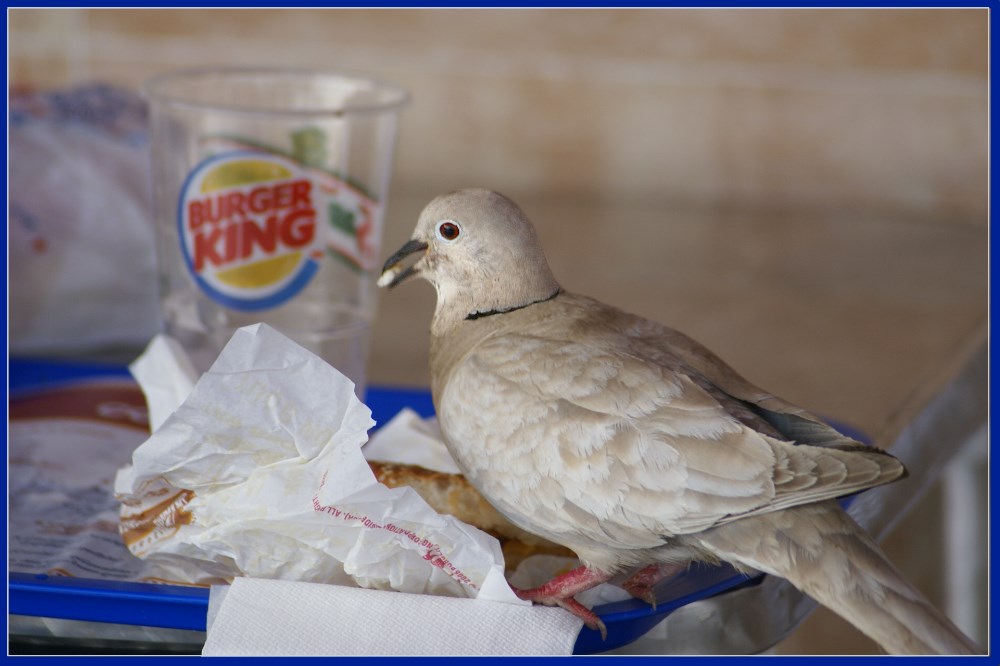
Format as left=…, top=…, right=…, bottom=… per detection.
left=114, top=323, right=584, bottom=654
left=363, top=408, right=460, bottom=474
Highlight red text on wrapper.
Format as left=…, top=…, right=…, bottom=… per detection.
left=312, top=472, right=477, bottom=590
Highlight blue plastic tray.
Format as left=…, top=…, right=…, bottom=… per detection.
left=7, top=357, right=865, bottom=654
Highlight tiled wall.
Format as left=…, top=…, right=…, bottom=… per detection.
left=9, top=8, right=988, bottom=224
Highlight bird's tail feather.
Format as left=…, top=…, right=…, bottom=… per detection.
left=695, top=500, right=982, bottom=655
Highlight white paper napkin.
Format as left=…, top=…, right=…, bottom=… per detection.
left=363, top=408, right=460, bottom=474
left=202, top=577, right=583, bottom=656
left=115, top=323, right=585, bottom=655
left=128, top=333, right=198, bottom=432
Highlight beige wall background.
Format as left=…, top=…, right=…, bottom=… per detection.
left=10, top=8, right=988, bottom=223
left=9, top=8, right=988, bottom=656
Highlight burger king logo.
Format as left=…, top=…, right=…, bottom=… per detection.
left=179, top=152, right=323, bottom=311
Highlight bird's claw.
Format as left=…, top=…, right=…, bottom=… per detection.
left=620, top=562, right=685, bottom=611
left=512, top=585, right=608, bottom=641
left=557, top=597, right=608, bottom=641
left=621, top=581, right=658, bottom=611
left=514, top=588, right=608, bottom=641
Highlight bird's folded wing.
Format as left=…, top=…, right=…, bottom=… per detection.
left=636, top=322, right=881, bottom=454
left=444, top=330, right=902, bottom=544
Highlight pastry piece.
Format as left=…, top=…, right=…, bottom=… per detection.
left=368, top=460, right=574, bottom=571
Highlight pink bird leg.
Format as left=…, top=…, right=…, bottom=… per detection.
left=510, top=565, right=612, bottom=639
left=620, top=562, right=686, bottom=609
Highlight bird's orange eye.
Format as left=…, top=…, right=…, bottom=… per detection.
left=437, top=221, right=461, bottom=241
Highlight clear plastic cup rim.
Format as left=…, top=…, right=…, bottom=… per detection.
left=141, top=65, right=411, bottom=118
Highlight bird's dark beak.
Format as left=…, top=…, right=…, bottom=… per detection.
left=377, top=239, right=429, bottom=289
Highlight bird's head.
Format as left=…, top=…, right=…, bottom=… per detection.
left=378, top=189, right=560, bottom=328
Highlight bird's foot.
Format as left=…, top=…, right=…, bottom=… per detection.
left=515, top=590, right=608, bottom=640
left=510, top=565, right=611, bottom=640
left=620, top=562, right=686, bottom=610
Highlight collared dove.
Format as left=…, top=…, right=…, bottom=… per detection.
left=378, top=188, right=981, bottom=655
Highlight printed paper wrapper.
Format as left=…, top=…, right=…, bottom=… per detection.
left=113, top=323, right=522, bottom=604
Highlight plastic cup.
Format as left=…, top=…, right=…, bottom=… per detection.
left=142, top=66, right=409, bottom=395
